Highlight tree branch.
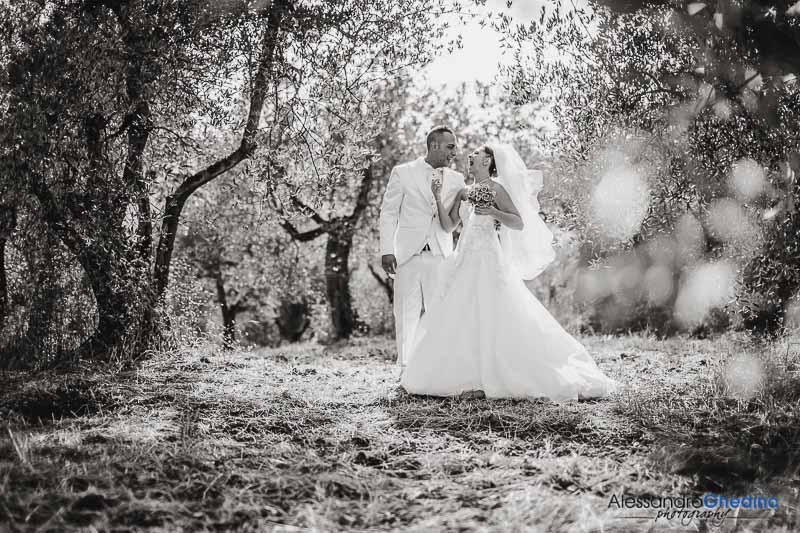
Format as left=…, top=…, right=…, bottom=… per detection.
left=367, top=263, right=393, bottom=304
left=347, top=161, right=374, bottom=225
left=291, top=195, right=328, bottom=225
left=153, top=1, right=287, bottom=299
left=279, top=219, right=327, bottom=242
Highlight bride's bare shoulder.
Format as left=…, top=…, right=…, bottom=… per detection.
left=488, top=178, right=508, bottom=195
left=488, top=180, right=517, bottom=209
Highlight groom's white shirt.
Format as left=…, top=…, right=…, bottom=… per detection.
left=379, top=157, right=465, bottom=266
left=379, top=156, right=465, bottom=368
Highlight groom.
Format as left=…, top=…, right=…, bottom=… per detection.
left=379, top=126, right=466, bottom=371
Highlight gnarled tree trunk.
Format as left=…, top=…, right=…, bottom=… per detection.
left=325, top=226, right=356, bottom=339
left=276, top=164, right=375, bottom=340
left=214, top=269, right=239, bottom=349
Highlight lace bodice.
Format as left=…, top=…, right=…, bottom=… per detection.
left=457, top=207, right=503, bottom=256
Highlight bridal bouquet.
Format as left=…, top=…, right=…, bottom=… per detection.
left=467, top=182, right=496, bottom=208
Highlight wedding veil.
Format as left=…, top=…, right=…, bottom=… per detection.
left=489, top=143, right=556, bottom=280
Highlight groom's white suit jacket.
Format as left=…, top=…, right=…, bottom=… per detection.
left=380, top=157, right=466, bottom=266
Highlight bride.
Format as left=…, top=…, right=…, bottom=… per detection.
left=400, top=143, right=617, bottom=402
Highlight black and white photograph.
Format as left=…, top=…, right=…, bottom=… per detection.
left=2, top=0, right=800, bottom=531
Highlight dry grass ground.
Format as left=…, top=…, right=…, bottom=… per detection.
left=2, top=333, right=800, bottom=532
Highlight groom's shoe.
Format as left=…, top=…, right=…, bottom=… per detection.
left=459, top=390, right=486, bottom=400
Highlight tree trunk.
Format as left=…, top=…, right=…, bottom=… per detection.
left=25, top=230, right=59, bottom=361
left=368, top=263, right=393, bottom=304
left=325, top=228, right=355, bottom=339
left=275, top=163, right=375, bottom=340
left=30, top=170, right=156, bottom=361
left=153, top=2, right=286, bottom=300
left=78, top=252, right=145, bottom=359
left=214, top=269, right=237, bottom=349
left=275, top=300, right=311, bottom=342
left=0, top=205, right=15, bottom=330
left=0, top=235, right=6, bottom=331
left=322, top=163, right=375, bottom=340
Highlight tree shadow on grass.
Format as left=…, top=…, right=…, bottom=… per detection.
left=0, top=359, right=212, bottom=426
left=0, top=374, right=110, bottom=423
left=0, top=373, right=344, bottom=531
left=616, top=386, right=800, bottom=494
left=382, top=393, right=649, bottom=456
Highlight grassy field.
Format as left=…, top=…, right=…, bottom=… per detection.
left=2, top=333, right=800, bottom=532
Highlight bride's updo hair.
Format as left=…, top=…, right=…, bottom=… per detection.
left=482, top=146, right=498, bottom=177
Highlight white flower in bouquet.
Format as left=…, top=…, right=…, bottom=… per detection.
left=467, top=182, right=496, bottom=208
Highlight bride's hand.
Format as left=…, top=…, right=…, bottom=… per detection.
left=474, top=205, right=497, bottom=217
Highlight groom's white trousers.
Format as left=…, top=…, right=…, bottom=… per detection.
left=394, top=251, right=444, bottom=369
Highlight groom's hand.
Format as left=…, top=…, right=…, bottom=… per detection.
left=431, top=178, right=442, bottom=198
left=381, top=254, right=397, bottom=276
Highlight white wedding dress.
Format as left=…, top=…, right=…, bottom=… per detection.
left=400, top=193, right=617, bottom=402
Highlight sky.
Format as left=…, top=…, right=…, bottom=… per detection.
left=410, top=0, right=560, bottom=152
left=423, top=0, right=549, bottom=89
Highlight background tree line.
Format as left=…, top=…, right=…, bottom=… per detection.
left=7, top=0, right=800, bottom=369
left=500, top=0, right=800, bottom=337
left=0, top=0, right=466, bottom=367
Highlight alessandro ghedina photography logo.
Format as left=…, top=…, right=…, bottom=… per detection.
left=608, top=493, right=780, bottom=525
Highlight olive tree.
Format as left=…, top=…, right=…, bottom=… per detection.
left=0, top=0, right=462, bottom=364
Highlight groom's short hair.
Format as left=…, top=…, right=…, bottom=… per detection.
left=426, top=125, right=455, bottom=150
